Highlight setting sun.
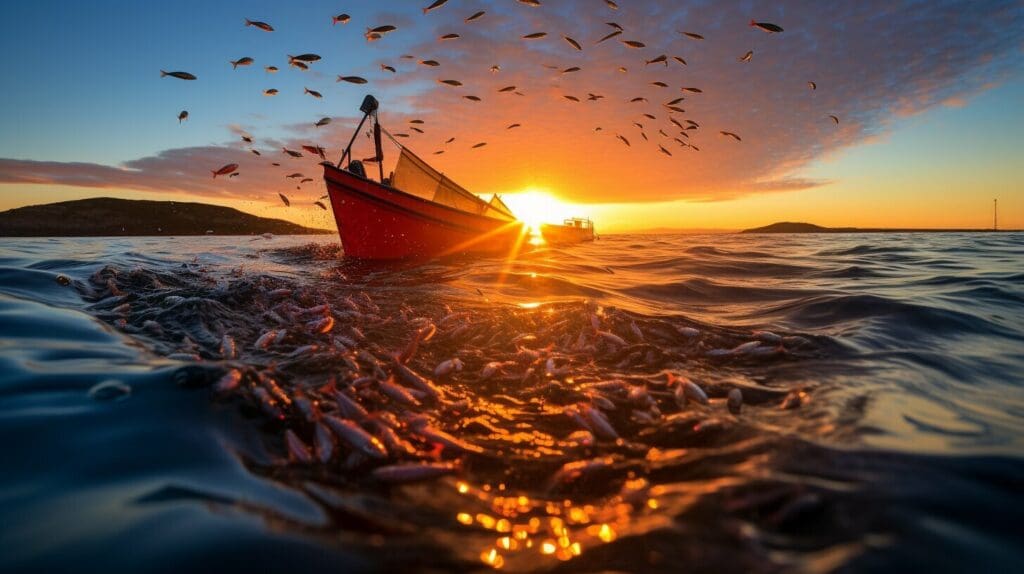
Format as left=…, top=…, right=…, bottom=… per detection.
left=500, top=189, right=580, bottom=231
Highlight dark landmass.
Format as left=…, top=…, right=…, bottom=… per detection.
left=742, top=221, right=1009, bottom=234
left=0, top=198, right=332, bottom=237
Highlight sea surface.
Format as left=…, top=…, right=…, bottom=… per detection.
left=0, top=232, right=1021, bottom=573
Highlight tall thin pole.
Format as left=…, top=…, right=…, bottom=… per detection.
left=994, top=199, right=997, bottom=231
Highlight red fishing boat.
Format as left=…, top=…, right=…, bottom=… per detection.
left=323, top=95, right=527, bottom=259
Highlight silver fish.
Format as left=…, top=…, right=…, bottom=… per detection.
left=324, top=415, right=388, bottom=459
left=285, top=429, right=313, bottom=463
left=372, top=462, right=457, bottom=483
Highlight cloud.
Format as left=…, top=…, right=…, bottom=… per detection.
left=1, top=0, right=1022, bottom=206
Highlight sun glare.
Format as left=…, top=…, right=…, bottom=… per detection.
left=501, top=189, right=576, bottom=232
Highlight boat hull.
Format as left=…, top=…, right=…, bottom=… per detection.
left=539, top=223, right=595, bottom=244
left=324, top=164, right=527, bottom=259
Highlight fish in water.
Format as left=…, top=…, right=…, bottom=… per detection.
left=423, top=0, right=449, bottom=14
left=498, top=85, right=516, bottom=92
left=739, top=50, right=753, bottom=62
left=289, top=53, right=321, bottom=63
left=439, top=33, right=460, bottom=40
left=283, top=148, right=303, bottom=158
left=438, top=79, right=463, bottom=86
left=315, top=117, right=331, bottom=127
left=490, top=65, right=501, bottom=72
left=303, top=87, right=322, bottom=99
left=605, top=0, right=619, bottom=9
left=563, top=95, right=580, bottom=102
left=160, top=70, right=196, bottom=80
left=829, top=114, right=840, bottom=125
left=564, top=36, right=582, bottom=50
left=285, top=429, right=312, bottom=464
left=278, top=193, right=290, bottom=207
left=337, top=76, right=368, bottom=84
left=621, top=39, right=645, bottom=48
left=465, top=11, right=485, bottom=22
left=750, top=20, right=784, bottom=33
left=728, top=389, right=743, bottom=414
left=562, top=67, right=580, bottom=74
left=646, top=54, right=667, bottom=66
left=265, top=66, right=278, bottom=73
left=617, top=134, right=630, bottom=146
left=808, top=81, right=817, bottom=90
left=719, top=131, right=742, bottom=141
left=681, top=87, right=703, bottom=93
left=314, top=201, right=327, bottom=210
left=522, top=32, right=547, bottom=39
left=507, top=123, right=521, bottom=129
left=332, top=13, right=350, bottom=25
left=220, top=334, right=237, bottom=359
left=371, top=462, right=457, bottom=483
left=177, top=110, right=188, bottom=123
left=472, top=142, right=487, bottom=148
left=463, top=95, right=481, bottom=101
left=263, top=88, right=278, bottom=96
left=419, top=59, right=440, bottom=67
left=289, top=60, right=308, bottom=71
left=244, top=19, right=274, bottom=32
left=324, top=415, right=388, bottom=459
left=230, top=57, right=254, bottom=69
left=682, top=31, right=704, bottom=40
left=518, top=0, right=541, bottom=6
left=381, top=64, right=396, bottom=73
left=211, top=163, right=238, bottom=178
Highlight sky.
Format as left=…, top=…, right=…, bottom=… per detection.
left=0, top=0, right=1022, bottom=232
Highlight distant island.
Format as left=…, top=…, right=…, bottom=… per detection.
left=742, top=221, right=1007, bottom=233
left=0, top=198, right=333, bottom=237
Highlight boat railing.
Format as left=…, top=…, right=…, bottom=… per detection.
left=563, top=218, right=593, bottom=230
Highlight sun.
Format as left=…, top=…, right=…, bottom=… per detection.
left=501, top=188, right=574, bottom=231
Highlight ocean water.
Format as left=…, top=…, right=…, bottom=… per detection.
left=0, top=232, right=1021, bottom=573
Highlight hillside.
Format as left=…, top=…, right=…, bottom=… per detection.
left=741, top=222, right=835, bottom=233
left=0, top=198, right=332, bottom=237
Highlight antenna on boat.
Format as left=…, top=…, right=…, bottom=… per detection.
left=993, top=198, right=997, bottom=231
left=337, top=95, right=380, bottom=170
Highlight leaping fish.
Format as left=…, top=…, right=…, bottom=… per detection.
left=750, top=20, right=784, bottom=33
left=211, top=163, right=238, bottom=178
left=244, top=19, right=273, bottom=32
left=423, top=0, right=449, bottom=14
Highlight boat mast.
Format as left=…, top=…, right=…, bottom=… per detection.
left=994, top=199, right=997, bottom=231
left=337, top=95, right=380, bottom=170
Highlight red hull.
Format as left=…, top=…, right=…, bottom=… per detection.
left=323, top=164, right=527, bottom=259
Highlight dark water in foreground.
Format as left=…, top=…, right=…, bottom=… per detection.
left=1, top=233, right=1022, bottom=573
